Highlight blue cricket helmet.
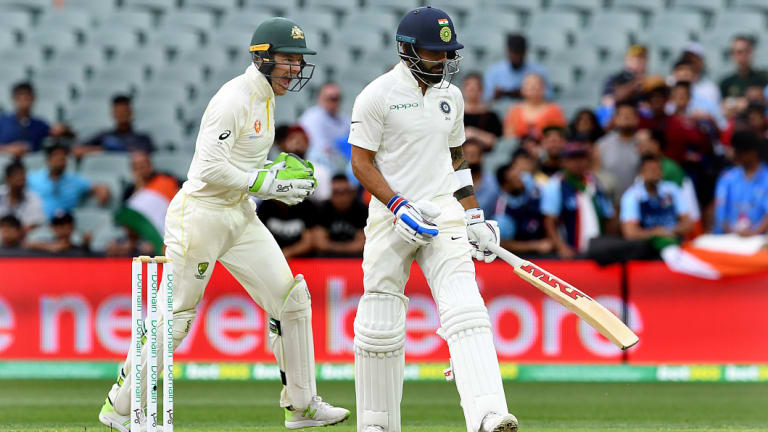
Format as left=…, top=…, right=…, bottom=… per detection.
left=396, top=6, right=464, bottom=52
left=395, top=6, right=464, bottom=88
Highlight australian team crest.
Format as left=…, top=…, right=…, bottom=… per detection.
left=196, top=262, right=209, bottom=280
left=291, top=25, right=304, bottom=39
left=440, top=100, right=451, bottom=114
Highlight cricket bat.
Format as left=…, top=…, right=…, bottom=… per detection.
left=487, top=243, right=639, bottom=350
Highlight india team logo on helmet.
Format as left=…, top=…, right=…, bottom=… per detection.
left=395, top=6, right=464, bottom=89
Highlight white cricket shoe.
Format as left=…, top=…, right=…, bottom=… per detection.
left=363, top=426, right=384, bottom=432
left=480, top=411, right=519, bottom=432
left=98, top=397, right=162, bottom=432
left=284, top=395, right=350, bottom=429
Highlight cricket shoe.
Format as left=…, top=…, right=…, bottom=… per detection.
left=363, top=426, right=384, bottom=432
left=284, top=396, right=350, bottom=429
left=98, top=397, right=162, bottom=432
left=480, top=411, right=518, bottom=432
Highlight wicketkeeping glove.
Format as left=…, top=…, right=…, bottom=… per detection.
left=466, top=208, right=500, bottom=263
left=388, top=194, right=441, bottom=246
left=248, top=153, right=317, bottom=205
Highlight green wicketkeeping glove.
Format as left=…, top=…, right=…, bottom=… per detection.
left=248, top=153, right=317, bottom=205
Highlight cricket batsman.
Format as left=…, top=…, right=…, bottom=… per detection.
left=98, top=17, right=349, bottom=431
left=349, top=6, right=518, bottom=432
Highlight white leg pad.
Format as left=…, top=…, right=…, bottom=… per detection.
left=111, top=309, right=196, bottom=416
left=354, top=291, right=408, bottom=432
left=269, top=274, right=317, bottom=410
left=438, top=277, right=508, bottom=432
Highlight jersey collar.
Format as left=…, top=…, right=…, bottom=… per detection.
left=394, top=61, right=422, bottom=90
left=245, top=64, right=275, bottom=98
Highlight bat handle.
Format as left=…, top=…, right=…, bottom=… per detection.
left=486, top=242, right=525, bottom=268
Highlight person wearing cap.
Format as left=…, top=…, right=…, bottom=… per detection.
left=620, top=154, right=691, bottom=246
left=541, top=141, right=615, bottom=259
left=713, top=130, right=768, bottom=235
left=349, top=6, right=518, bottom=432
left=483, top=33, right=552, bottom=102
left=98, top=17, right=349, bottom=432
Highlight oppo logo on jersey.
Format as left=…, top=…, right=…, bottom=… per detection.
left=389, top=102, right=419, bottom=110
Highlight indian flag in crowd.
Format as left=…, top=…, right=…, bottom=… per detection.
left=115, top=174, right=179, bottom=254
left=661, top=234, right=768, bottom=279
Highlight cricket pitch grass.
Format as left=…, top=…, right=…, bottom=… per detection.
left=1, top=380, right=766, bottom=431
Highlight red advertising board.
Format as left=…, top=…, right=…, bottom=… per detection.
left=0, top=259, right=766, bottom=363
left=625, top=261, right=768, bottom=363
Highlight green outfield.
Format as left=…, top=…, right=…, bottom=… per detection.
left=1, top=380, right=766, bottom=431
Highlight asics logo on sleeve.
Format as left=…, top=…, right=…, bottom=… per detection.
left=218, top=130, right=231, bottom=140
left=389, top=102, right=419, bottom=110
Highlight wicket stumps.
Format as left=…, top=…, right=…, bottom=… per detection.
left=131, top=256, right=174, bottom=432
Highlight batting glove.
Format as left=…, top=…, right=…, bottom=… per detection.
left=466, top=208, right=500, bottom=263
left=388, top=194, right=441, bottom=246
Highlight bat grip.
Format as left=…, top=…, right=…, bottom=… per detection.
left=486, top=242, right=525, bottom=268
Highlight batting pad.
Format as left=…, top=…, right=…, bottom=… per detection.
left=438, top=291, right=508, bottom=432
left=269, top=274, right=316, bottom=410
left=354, top=291, right=409, bottom=432
left=112, top=309, right=195, bottom=416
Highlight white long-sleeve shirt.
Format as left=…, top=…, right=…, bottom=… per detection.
left=182, top=64, right=276, bottom=206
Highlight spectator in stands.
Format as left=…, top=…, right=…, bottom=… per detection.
left=597, top=45, right=647, bottom=127
left=670, top=59, right=725, bottom=129
left=713, top=130, right=768, bottom=235
left=484, top=33, right=551, bottom=101
left=299, top=83, right=349, bottom=172
left=664, top=81, right=714, bottom=165
left=568, top=108, right=604, bottom=143
left=75, top=95, right=154, bottom=156
left=503, top=73, right=565, bottom=139
left=27, top=144, right=110, bottom=219
left=120, top=150, right=180, bottom=202
left=538, top=125, right=566, bottom=177
left=279, top=125, right=331, bottom=201
left=597, top=102, right=641, bottom=202
left=0, top=82, right=50, bottom=156
left=636, top=128, right=701, bottom=225
left=494, top=154, right=552, bottom=255
left=109, top=151, right=180, bottom=256
left=0, top=215, right=23, bottom=251
left=680, top=42, right=721, bottom=107
left=24, top=212, right=89, bottom=255
left=257, top=198, right=316, bottom=259
left=719, top=35, right=768, bottom=100
left=620, top=154, right=691, bottom=243
left=463, top=138, right=498, bottom=216
left=0, top=160, right=45, bottom=232
left=636, top=129, right=685, bottom=185
left=542, top=141, right=615, bottom=259
left=463, top=72, right=502, bottom=149
left=312, top=174, right=366, bottom=257
left=638, top=80, right=669, bottom=134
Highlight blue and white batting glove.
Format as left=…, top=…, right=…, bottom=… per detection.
left=466, top=208, right=500, bottom=263
left=388, top=194, right=441, bottom=246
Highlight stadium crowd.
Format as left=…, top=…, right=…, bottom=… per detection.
left=2, top=31, right=768, bottom=262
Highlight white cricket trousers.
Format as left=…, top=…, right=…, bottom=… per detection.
left=354, top=195, right=508, bottom=432
left=163, top=192, right=294, bottom=317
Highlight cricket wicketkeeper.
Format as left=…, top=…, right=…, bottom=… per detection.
left=349, top=6, right=518, bottom=432
left=98, top=17, right=349, bottom=431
